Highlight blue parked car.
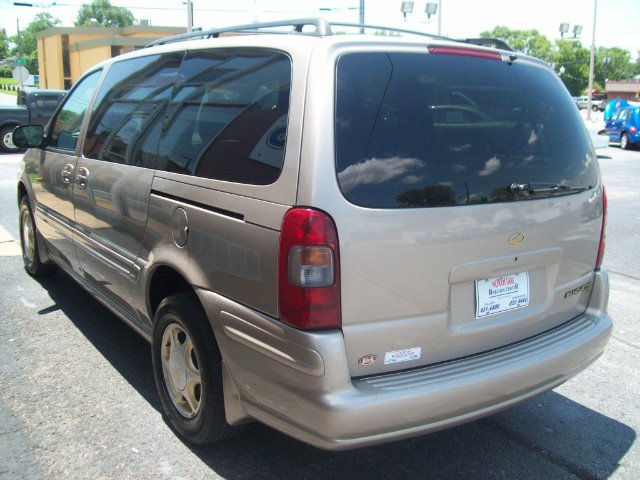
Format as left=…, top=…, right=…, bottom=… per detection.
left=604, top=100, right=627, bottom=121
left=605, top=105, right=640, bottom=150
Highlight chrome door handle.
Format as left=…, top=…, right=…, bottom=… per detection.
left=61, top=164, right=74, bottom=184
left=76, top=167, right=90, bottom=189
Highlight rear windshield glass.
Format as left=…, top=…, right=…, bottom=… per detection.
left=335, top=52, right=598, bottom=208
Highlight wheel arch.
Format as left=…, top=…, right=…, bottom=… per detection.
left=0, top=121, right=20, bottom=131
left=17, top=187, right=56, bottom=274
left=147, top=264, right=193, bottom=320
left=1, top=122, right=20, bottom=138
left=17, top=181, right=28, bottom=206
left=620, top=131, right=629, bottom=144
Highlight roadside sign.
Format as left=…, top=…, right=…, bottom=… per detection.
left=14, top=58, right=26, bottom=65
left=12, top=66, right=29, bottom=83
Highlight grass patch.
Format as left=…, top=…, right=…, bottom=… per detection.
left=0, top=79, right=20, bottom=96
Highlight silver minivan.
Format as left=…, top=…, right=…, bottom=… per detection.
left=15, top=19, right=612, bottom=450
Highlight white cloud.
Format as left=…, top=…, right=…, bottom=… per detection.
left=338, top=156, right=425, bottom=192
left=479, top=156, right=501, bottom=176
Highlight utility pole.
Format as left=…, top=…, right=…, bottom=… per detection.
left=586, top=0, right=598, bottom=121
left=186, top=0, right=193, bottom=33
left=17, top=18, right=24, bottom=89
left=17, top=18, right=23, bottom=63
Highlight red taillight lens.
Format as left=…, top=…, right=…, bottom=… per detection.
left=596, top=186, right=607, bottom=270
left=630, top=126, right=637, bottom=134
left=278, top=208, right=341, bottom=330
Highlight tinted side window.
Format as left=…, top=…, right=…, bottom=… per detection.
left=83, top=53, right=183, bottom=167
left=335, top=52, right=598, bottom=208
left=49, top=70, right=101, bottom=151
left=156, top=48, right=291, bottom=185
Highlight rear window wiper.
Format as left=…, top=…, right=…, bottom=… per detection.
left=510, top=182, right=591, bottom=195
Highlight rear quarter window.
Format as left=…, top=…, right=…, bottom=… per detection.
left=335, top=52, right=598, bottom=208
left=155, top=48, right=292, bottom=186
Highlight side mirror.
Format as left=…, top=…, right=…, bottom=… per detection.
left=12, top=125, right=44, bottom=149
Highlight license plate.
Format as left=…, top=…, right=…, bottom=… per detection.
left=475, top=272, right=530, bottom=319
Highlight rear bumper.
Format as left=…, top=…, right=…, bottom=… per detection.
left=199, top=269, right=612, bottom=450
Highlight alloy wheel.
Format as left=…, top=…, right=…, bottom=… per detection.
left=21, top=208, right=36, bottom=266
left=160, top=321, right=202, bottom=418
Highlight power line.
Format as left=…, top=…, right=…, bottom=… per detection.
left=3, top=1, right=349, bottom=15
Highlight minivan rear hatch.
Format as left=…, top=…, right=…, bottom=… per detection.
left=332, top=47, right=604, bottom=376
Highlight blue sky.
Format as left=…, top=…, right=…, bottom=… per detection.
left=1, top=0, right=638, bottom=58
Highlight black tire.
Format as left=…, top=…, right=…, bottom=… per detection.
left=0, top=125, right=20, bottom=153
left=19, top=195, right=57, bottom=277
left=152, top=292, right=237, bottom=445
left=620, top=133, right=632, bottom=150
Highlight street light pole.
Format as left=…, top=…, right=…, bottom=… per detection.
left=586, top=0, right=598, bottom=120
left=437, top=0, right=442, bottom=36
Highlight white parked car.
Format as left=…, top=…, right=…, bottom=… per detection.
left=584, top=120, right=609, bottom=149
left=576, top=95, right=605, bottom=111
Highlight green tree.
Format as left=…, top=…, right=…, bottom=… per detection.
left=75, top=0, right=135, bottom=27
left=480, top=26, right=553, bottom=61
left=479, top=25, right=640, bottom=94
left=595, top=47, right=634, bottom=84
left=11, top=13, right=61, bottom=75
left=479, top=26, right=592, bottom=95
left=553, top=39, right=590, bottom=95
left=13, top=12, right=60, bottom=57
left=0, top=29, right=9, bottom=60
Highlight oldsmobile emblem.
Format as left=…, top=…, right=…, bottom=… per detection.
left=508, top=232, right=525, bottom=245
left=358, top=354, right=377, bottom=366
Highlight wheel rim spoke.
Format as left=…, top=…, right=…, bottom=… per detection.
left=4, top=132, right=15, bottom=148
left=161, top=322, right=202, bottom=418
left=184, top=343, right=201, bottom=412
left=169, top=326, right=184, bottom=357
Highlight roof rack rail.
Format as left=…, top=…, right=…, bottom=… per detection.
left=328, top=21, right=452, bottom=42
left=146, top=18, right=513, bottom=52
left=146, top=18, right=333, bottom=47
